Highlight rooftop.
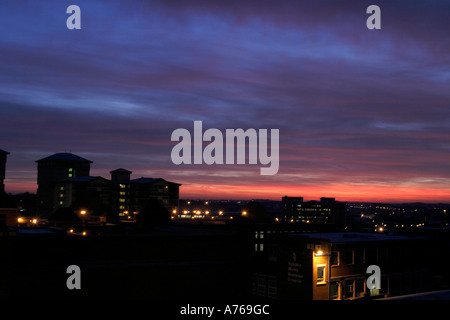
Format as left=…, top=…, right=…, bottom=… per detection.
left=0, top=149, right=10, bottom=154
left=36, top=152, right=93, bottom=163
left=291, top=232, right=414, bottom=243
left=110, top=168, right=132, bottom=173
left=63, top=176, right=106, bottom=183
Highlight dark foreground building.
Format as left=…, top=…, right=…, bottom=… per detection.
left=253, top=231, right=446, bottom=300
left=0, top=224, right=251, bottom=300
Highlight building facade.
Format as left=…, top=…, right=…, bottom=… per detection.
left=253, top=232, right=441, bottom=300
left=36, top=153, right=92, bottom=214
left=282, top=196, right=346, bottom=227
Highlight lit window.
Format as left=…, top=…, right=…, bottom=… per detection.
left=317, top=264, right=326, bottom=285
left=68, top=174, right=73, bottom=178
left=120, top=191, right=126, bottom=196
left=119, top=198, right=126, bottom=203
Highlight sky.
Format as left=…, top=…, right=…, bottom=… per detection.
left=0, top=0, right=449, bottom=203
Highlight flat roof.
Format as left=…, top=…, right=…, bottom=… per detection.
left=36, top=152, right=93, bottom=163
left=290, top=232, right=416, bottom=243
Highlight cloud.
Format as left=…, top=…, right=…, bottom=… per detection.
left=0, top=0, right=449, bottom=201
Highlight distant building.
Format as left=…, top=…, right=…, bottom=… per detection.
left=36, top=152, right=181, bottom=221
left=282, top=196, right=346, bottom=226
left=36, top=152, right=92, bottom=214
left=0, top=149, right=10, bottom=193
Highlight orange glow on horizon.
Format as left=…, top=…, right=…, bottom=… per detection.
left=179, top=183, right=450, bottom=203
left=5, top=180, right=450, bottom=203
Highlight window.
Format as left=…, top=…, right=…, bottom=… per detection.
left=355, top=279, right=365, bottom=298
left=331, top=251, right=340, bottom=266
left=330, top=282, right=340, bottom=300
left=355, top=249, right=365, bottom=264
left=344, top=250, right=354, bottom=265
left=345, top=280, right=354, bottom=299
left=317, top=264, right=326, bottom=285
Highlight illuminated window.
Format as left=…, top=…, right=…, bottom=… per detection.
left=120, top=191, right=126, bottom=196
left=119, top=198, right=125, bottom=203
left=317, top=264, right=326, bottom=285
left=59, top=201, right=63, bottom=205
left=119, top=205, right=125, bottom=210
left=60, top=194, right=64, bottom=198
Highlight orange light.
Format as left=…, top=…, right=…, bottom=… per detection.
left=242, top=211, right=247, bottom=216
left=80, top=210, right=86, bottom=215
left=82, top=231, right=87, bottom=236
left=17, top=217, right=24, bottom=223
left=316, top=250, right=324, bottom=256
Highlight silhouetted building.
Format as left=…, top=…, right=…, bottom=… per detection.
left=0, top=149, right=10, bottom=193
left=0, top=149, right=19, bottom=228
left=282, top=196, right=346, bottom=227
left=36, top=153, right=92, bottom=214
left=56, top=173, right=181, bottom=220
left=36, top=152, right=181, bottom=221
